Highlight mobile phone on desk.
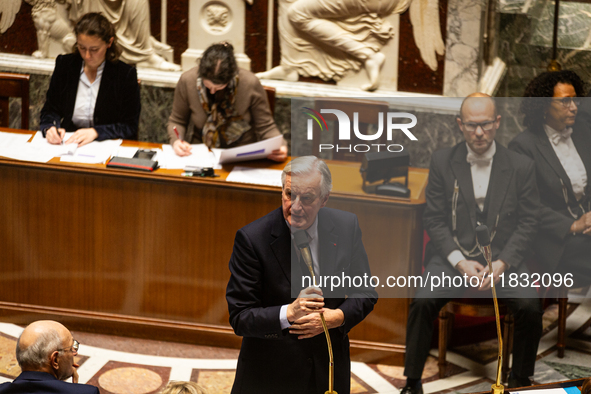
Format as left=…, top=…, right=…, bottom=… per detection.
left=134, top=149, right=156, bottom=160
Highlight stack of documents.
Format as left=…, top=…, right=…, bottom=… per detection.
left=0, top=131, right=55, bottom=163
left=0, top=131, right=122, bottom=164
left=158, top=135, right=284, bottom=170
left=0, top=131, right=32, bottom=149
left=59, top=138, right=122, bottom=164
left=0, top=131, right=283, bottom=168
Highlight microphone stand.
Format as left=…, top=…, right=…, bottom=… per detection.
left=299, top=243, right=337, bottom=394
left=476, top=225, right=504, bottom=394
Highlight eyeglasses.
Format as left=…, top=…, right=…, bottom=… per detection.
left=283, top=189, right=318, bottom=206
left=58, top=339, right=79, bottom=353
left=460, top=120, right=496, bottom=132
left=553, top=97, right=581, bottom=108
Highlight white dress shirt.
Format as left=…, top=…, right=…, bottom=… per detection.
left=280, top=216, right=320, bottom=329
left=447, top=141, right=496, bottom=267
left=543, top=124, right=587, bottom=201
left=71, top=61, right=105, bottom=129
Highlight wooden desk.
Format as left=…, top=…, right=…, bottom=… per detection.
left=0, top=128, right=427, bottom=365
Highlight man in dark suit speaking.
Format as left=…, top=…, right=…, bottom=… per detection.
left=401, top=94, right=543, bottom=394
left=226, top=156, right=377, bottom=394
left=0, top=320, right=99, bottom=393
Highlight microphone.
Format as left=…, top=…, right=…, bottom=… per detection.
left=294, top=230, right=315, bottom=278
left=475, top=224, right=504, bottom=394
left=292, top=230, right=337, bottom=394
left=476, top=224, right=492, bottom=264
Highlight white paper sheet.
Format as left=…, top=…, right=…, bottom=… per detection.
left=60, top=139, right=122, bottom=164
left=157, top=144, right=220, bottom=169
left=0, top=144, right=55, bottom=163
left=226, top=166, right=283, bottom=187
left=29, top=131, right=78, bottom=157
left=0, top=131, right=32, bottom=149
left=215, top=135, right=283, bottom=164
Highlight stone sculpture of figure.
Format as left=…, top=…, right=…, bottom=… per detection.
left=0, top=0, right=73, bottom=58
left=0, top=0, right=21, bottom=34
left=0, top=0, right=180, bottom=71
left=256, top=0, right=445, bottom=91
left=65, top=0, right=180, bottom=70
left=28, top=0, right=75, bottom=59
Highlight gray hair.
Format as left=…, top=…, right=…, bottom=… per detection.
left=159, top=381, right=208, bottom=394
left=281, top=156, right=332, bottom=198
left=16, top=327, right=62, bottom=370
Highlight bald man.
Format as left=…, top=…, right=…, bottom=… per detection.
left=0, top=320, right=99, bottom=393
left=401, top=94, right=543, bottom=393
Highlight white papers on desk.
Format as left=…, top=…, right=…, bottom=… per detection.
left=158, top=144, right=220, bottom=169
left=226, top=166, right=283, bottom=187
left=29, top=131, right=78, bottom=157
left=59, top=139, right=122, bottom=164
left=29, top=131, right=121, bottom=163
left=0, top=131, right=32, bottom=149
left=215, top=135, right=283, bottom=164
left=0, top=131, right=69, bottom=163
left=0, top=144, right=56, bottom=163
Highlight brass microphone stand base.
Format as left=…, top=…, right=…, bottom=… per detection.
left=324, top=391, right=338, bottom=394
left=491, top=383, right=504, bottom=394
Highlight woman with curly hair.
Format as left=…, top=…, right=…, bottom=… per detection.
left=509, top=70, right=591, bottom=283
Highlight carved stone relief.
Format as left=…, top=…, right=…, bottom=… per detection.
left=203, top=3, right=231, bottom=34
left=182, top=0, right=250, bottom=71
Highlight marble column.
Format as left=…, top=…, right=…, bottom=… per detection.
left=443, top=0, right=486, bottom=97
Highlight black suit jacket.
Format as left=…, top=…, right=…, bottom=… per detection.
left=40, top=53, right=140, bottom=140
left=226, top=207, right=377, bottom=394
left=424, top=142, right=539, bottom=269
left=509, top=122, right=591, bottom=271
left=0, top=371, right=99, bottom=393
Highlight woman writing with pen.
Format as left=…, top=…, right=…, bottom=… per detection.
left=167, top=42, right=287, bottom=162
left=40, top=13, right=141, bottom=147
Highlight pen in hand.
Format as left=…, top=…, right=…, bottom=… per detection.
left=52, top=121, right=64, bottom=145
left=173, top=126, right=192, bottom=156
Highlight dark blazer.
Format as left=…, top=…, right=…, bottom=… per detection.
left=0, top=371, right=99, bottom=393
left=424, top=142, right=539, bottom=269
left=509, top=121, right=591, bottom=271
left=40, top=53, right=140, bottom=140
left=226, top=207, right=377, bottom=394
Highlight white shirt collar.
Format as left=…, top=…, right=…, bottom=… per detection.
left=466, top=140, right=496, bottom=160
left=79, top=61, right=106, bottom=84
left=543, top=123, right=573, bottom=140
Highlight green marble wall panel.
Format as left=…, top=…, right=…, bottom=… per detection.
left=497, top=1, right=591, bottom=98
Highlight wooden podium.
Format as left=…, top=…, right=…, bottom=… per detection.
left=0, top=128, right=427, bottom=365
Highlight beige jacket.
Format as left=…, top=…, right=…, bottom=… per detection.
left=167, top=67, right=280, bottom=147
